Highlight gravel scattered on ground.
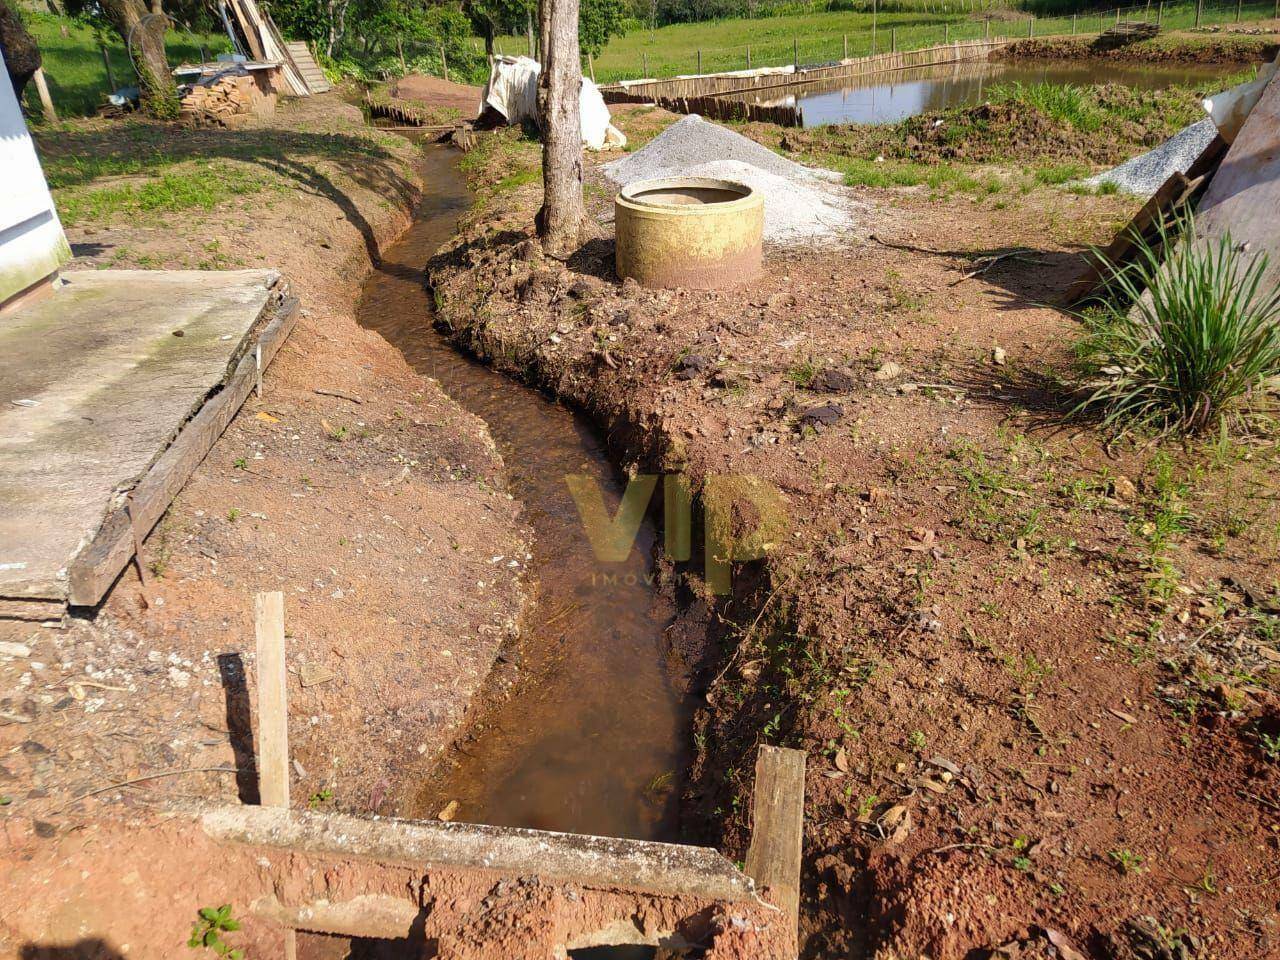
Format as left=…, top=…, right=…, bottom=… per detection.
left=604, top=115, right=857, bottom=244
left=1082, top=117, right=1217, bottom=196
left=605, top=113, right=842, bottom=185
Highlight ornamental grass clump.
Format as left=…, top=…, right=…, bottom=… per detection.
left=1075, top=216, right=1280, bottom=436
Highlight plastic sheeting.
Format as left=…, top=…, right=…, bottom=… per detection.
left=482, top=55, right=625, bottom=150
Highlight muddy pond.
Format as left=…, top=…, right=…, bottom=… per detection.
left=357, top=148, right=693, bottom=844
left=749, top=58, right=1246, bottom=126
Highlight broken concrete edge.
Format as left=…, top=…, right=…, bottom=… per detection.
left=63, top=286, right=299, bottom=609
left=200, top=804, right=760, bottom=904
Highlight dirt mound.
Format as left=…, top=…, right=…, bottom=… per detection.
left=1001, top=34, right=1278, bottom=64
left=391, top=73, right=482, bottom=114
left=777, top=84, right=1201, bottom=167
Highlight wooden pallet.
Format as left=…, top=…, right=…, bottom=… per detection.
left=285, top=41, right=331, bottom=93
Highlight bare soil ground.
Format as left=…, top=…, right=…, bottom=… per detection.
left=391, top=74, right=483, bottom=116
left=425, top=103, right=1280, bottom=958
left=0, top=93, right=529, bottom=934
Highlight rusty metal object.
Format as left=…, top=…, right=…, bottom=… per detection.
left=615, top=177, right=763, bottom=290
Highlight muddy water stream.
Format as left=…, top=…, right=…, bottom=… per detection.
left=357, top=147, right=691, bottom=843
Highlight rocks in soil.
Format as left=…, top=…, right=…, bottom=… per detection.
left=873, top=361, right=903, bottom=382
left=675, top=353, right=711, bottom=380
left=808, top=367, right=856, bottom=393
left=799, top=403, right=844, bottom=429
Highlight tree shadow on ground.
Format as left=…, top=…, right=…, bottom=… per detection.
left=32, top=122, right=420, bottom=264
left=871, top=236, right=1092, bottom=309
left=20, top=940, right=125, bottom=959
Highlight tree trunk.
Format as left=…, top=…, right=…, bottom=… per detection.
left=101, top=0, right=176, bottom=118
left=535, top=0, right=588, bottom=258
left=0, top=0, right=42, bottom=102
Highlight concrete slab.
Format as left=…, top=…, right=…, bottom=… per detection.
left=0, top=269, right=281, bottom=609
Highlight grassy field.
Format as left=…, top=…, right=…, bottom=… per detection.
left=518, top=0, right=1279, bottom=80
left=22, top=12, right=230, bottom=120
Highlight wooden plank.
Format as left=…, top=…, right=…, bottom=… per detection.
left=254, top=591, right=290, bottom=808
left=1193, top=68, right=1280, bottom=292
left=67, top=297, right=299, bottom=606
left=254, top=589, right=296, bottom=960
left=744, top=745, right=806, bottom=949
left=1066, top=133, right=1227, bottom=304
left=227, top=0, right=266, bottom=60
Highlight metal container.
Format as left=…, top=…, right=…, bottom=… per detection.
left=614, top=177, right=763, bottom=290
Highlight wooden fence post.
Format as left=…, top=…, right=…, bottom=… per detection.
left=793, top=36, right=799, bottom=68
left=891, top=27, right=897, bottom=53
left=642, top=51, right=648, bottom=76
left=697, top=48, right=702, bottom=72
left=1028, top=15, right=1034, bottom=36
left=843, top=33, right=848, bottom=58
left=1195, top=0, right=1203, bottom=26
left=943, top=23, right=949, bottom=42
left=1235, top=0, right=1242, bottom=21
left=101, top=46, right=116, bottom=92
left=746, top=45, right=751, bottom=68
left=984, top=18, right=989, bottom=39
left=32, top=69, right=57, bottom=124
left=745, top=745, right=806, bottom=951
left=439, top=42, right=449, bottom=82
left=1072, top=12, right=1077, bottom=33
left=587, top=51, right=596, bottom=82
left=254, top=591, right=289, bottom=809
left=253, top=590, right=295, bottom=960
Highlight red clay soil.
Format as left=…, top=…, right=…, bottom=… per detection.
left=0, top=95, right=528, bottom=842
left=425, top=105, right=1280, bottom=958
left=392, top=74, right=484, bottom=116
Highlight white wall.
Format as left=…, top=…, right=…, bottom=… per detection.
left=0, top=52, right=70, bottom=307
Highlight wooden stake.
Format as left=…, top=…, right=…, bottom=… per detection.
left=745, top=745, right=806, bottom=949
left=745, top=45, right=751, bottom=68
left=842, top=33, right=848, bottom=58
left=643, top=51, right=648, bottom=76
left=697, top=48, right=702, bottom=73
left=101, top=46, right=116, bottom=91
left=439, top=42, right=449, bottom=82
left=793, top=36, right=799, bottom=68
left=254, top=591, right=290, bottom=809
left=587, top=51, right=596, bottom=83
left=32, top=68, right=57, bottom=124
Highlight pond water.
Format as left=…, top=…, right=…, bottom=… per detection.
left=748, top=59, right=1245, bottom=126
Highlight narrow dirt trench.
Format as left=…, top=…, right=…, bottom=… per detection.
left=356, top=146, right=695, bottom=843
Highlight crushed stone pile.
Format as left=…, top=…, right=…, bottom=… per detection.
left=603, top=114, right=856, bottom=244
left=1081, top=118, right=1217, bottom=196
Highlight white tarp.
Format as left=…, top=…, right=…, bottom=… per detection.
left=482, top=55, right=625, bottom=150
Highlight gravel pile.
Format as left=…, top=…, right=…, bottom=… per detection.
left=604, top=114, right=856, bottom=244
left=1081, top=118, right=1217, bottom=196
left=606, top=114, right=842, bottom=185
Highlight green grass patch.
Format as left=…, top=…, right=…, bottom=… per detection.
left=992, top=81, right=1101, bottom=131
left=507, top=0, right=1280, bottom=82
left=1035, top=162, right=1091, bottom=185
left=56, top=160, right=268, bottom=226
left=836, top=156, right=1005, bottom=195
left=21, top=12, right=230, bottom=119
left=1074, top=214, right=1280, bottom=436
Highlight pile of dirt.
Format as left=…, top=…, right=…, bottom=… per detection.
left=391, top=73, right=483, bottom=115
left=1000, top=34, right=1278, bottom=64
left=775, top=85, right=1203, bottom=166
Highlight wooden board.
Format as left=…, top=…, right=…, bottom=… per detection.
left=285, top=42, right=331, bottom=94
left=744, top=745, right=806, bottom=949
left=255, top=591, right=290, bottom=808
left=1065, top=133, right=1227, bottom=304
left=67, top=296, right=299, bottom=605
left=227, top=0, right=266, bottom=60
left=1193, top=69, right=1280, bottom=292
